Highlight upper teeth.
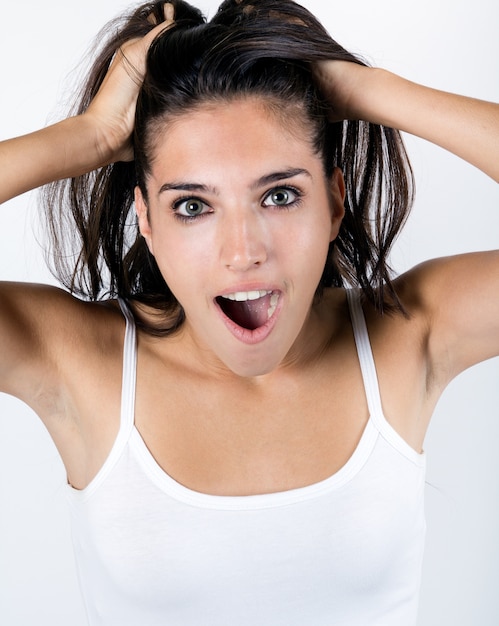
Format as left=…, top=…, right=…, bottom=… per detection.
left=221, top=290, right=273, bottom=302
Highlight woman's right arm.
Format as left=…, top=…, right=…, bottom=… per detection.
left=0, top=117, right=114, bottom=204
left=0, top=5, right=174, bottom=205
left=0, top=6, right=175, bottom=405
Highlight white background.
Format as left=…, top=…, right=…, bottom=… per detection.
left=0, top=0, right=498, bottom=624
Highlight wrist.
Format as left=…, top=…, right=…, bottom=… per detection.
left=315, top=62, right=390, bottom=123
left=81, top=110, right=134, bottom=167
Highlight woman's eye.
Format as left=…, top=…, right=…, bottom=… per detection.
left=174, top=198, right=208, bottom=217
left=263, top=187, right=299, bottom=207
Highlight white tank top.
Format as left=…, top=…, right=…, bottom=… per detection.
left=66, top=289, right=426, bottom=625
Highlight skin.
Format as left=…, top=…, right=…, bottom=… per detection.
left=0, top=6, right=498, bottom=497
left=135, top=98, right=345, bottom=379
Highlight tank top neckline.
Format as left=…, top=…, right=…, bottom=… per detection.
left=68, top=290, right=424, bottom=506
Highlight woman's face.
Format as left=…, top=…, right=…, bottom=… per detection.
left=135, top=97, right=345, bottom=377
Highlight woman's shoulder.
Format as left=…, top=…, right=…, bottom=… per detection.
left=15, top=282, right=124, bottom=341
left=365, top=250, right=499, bottom=390
left=0, top=281, right=126, bottom=400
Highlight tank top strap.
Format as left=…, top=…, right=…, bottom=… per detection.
left=345, top=289, right=426, bottom=466
left=345, top=288, right=384, bottom=423
left=66, top=300, right=137, bottom=500
left=118, top=298, right=137, bottom=431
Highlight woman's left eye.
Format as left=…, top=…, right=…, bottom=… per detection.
left=262, top=187, right=300, bottom=207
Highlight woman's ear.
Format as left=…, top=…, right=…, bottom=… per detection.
left=328, top=167, right=346, bottom=242
left=134, top=186, right=154, bottom=255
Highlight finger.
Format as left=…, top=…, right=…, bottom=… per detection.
left=147, top=3, right=175, bottom=26
left=109, top=4, right=175, bottom=87
left=145, top=5, right=175, bottom=42
left=164, top=3, right=174, bottom=21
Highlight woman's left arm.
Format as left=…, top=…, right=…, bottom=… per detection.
left=315, top=62, right=499, bottom=182
left=316, top=61, right=499, bottom=378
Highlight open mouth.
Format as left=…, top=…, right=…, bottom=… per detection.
left=216, top=290, right=280, bottom=331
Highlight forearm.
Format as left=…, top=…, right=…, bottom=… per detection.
left=0, top=6, right=176, bottom=207
left=0, top=115, right=112, bottom=205
left=318, top=63, right=499, bottom=182
left=361, top=69, right=499, bottom=182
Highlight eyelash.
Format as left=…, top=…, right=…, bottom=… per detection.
left=262, top=186, right=303, bottom=210
left=171, top=186, right=303, bottom=223
left=171, top=196, right=212, bottom=223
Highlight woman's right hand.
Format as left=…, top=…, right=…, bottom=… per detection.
left=84, top=3, right=175, bottom=164
left=0, top=4, right=174, bottom=204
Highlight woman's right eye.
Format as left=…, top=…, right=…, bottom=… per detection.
left=173, top=197, right=210, bottom=219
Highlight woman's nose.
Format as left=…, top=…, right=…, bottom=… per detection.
left=219, top=211, right=268, bottom=272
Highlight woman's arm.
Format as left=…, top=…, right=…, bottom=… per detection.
left=315, top=62, right=499, bottom=182
left=0, top=5, right=174, bottom=205
left=0, top=7, right=175, bottom=400
left=316, top=61, right=499, bottom=379
left=0, top=117, right=112, bottom=204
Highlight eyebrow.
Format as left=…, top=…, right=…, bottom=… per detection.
left=157, top=168, right=311, bottom=197
left=251, top=168, right=312, bottom=189
left=158, top=182, right=215, bottom=196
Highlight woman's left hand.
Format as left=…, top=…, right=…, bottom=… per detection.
left=315, top=60, right=499, bottom=182
left=313, top=60, right=376, bottom=122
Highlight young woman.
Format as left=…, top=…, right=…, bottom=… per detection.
left=1, top=0, right=498, bottom=624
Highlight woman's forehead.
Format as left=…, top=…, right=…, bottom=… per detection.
left=148, top=96, right=317, bottom=160
left=145, top=98, right=325, bottom=194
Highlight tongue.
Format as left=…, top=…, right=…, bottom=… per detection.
left=220, top=294, right=272, bottom=330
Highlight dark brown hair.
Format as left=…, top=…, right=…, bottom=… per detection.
left=43, top=0, right=414, bottom=334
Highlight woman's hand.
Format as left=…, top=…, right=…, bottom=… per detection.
left=315, top=60, right=499, bottom=182
left=84, top=3, right=175, bottom=164
left=313, top=60, right=375, bottom=122
left=0, top=4, right=174, bottom=204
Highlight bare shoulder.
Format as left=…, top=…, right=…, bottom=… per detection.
left=0, top=281, right=125, bottom=405
left=395, top=250, right=499, bottom=310
left=0, top=282, right=132, bottom=487
left=348, top=251, right=499, bottom=447
left=390, top=250, right=499, bottom=380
